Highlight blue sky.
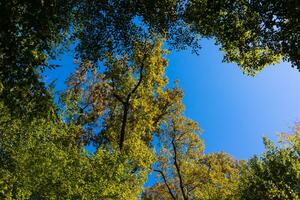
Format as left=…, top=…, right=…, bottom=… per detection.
left=45, top=39, right=300, bottom=160
left=167, top=39, right=300, bottom=159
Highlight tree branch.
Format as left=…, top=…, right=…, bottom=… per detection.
left=119, top=55, right=146, bottom=150
left=113, top=93, right=125, bottom=105
left=153, top=169, right=176, bottom=200
left=172, top=138, right=188, bottom=200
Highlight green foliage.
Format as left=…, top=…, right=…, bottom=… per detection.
left=1, top=0, right=299, bottom=118
left=0, top=0, right=74, bottom=117
left=184, top=0, right=280, bottom=75
left=249, top=0, right=300, bottom=69
left=0, top=37, right=184, bottom=199
left=184, top=0, right=300, bottom=75
left=1, top=1, right=300, bottom=198
left=61, top=37, right=181, bottom=155
left=0, top=98, right=150, bottom=199
left=191, top=153, right=241, bottom=200
left=75, top=0, right=300, bottom=74
left=238, top=125, right=300, bottom=199
left=74, top=0, right=200, bottom=62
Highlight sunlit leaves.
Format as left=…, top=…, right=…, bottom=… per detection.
left=238, top=125, right=300, bottom=200
left=184, top=0, right=300, bottom=74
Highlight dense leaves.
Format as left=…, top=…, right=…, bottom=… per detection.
left=74, top=0, right=200, bottom=62
left=0, top=0, right=74, bottom=117
left=61, top=37, right=181, bottom=151
left=184, top=0, right=300, bottom=75
left=1, top=1, right=300, bottom=199
left=238, top=125, right=300, bottom=199
left=1, top=0, right=299, bottom=117
left=1, top=37, right=176, bottom=199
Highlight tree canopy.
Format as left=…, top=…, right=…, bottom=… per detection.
left=0, top=1, right=299, bottom=199
left=1, top=0, right=299, bottom=116
left=238, top=124, right=300, bottom=200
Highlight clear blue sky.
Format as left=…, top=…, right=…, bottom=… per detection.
left=45, top=39, right=300, bottom=160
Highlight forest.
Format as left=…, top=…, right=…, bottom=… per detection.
left=0, top=0, right=299, bottom=199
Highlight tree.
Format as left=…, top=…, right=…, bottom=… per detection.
left=2, top=0, right=300, bottom=94
left=2, top=1, right=300, bottom=198
left=62, top=36, right=188, bottom=195
left=73, top=0, right=201, bottom=62
left=61, top=36, right=184, bottom=152
left=184, top=0, right=300, bottom=75
left=0, top=98, right=153, bottom=199
left=2, top=32, right=205, bottom=198
left=2, top=0, right=299, bottom=118
left=0, top=37, right=167, bottom=199
left=0, top=37, right=182, bottom=199
left=238, top=124, right=300, bottom=200
left=143, top=96, right=240, bottom=200
left=247, top=0, right=300, bottom=69
left=0, top=0, right=76, bottom=118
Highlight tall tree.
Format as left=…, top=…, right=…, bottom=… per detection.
left=143, top=96, right=240, bottom=200
left=0, top=37, right=182, bottom=199
left=61, top=37, right=181, bottom=150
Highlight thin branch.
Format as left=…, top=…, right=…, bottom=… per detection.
left=153, top=169, right=176, bottom=200
left=76, top=100, right=92, bottom=125
left=126, top=60, right=145, bottom=102
left=119, top=103, right=129, bottom=150
left=172, top=138, right=188, bottom=200
left=113, top=93, right=125, bottom=105
left=187, top=181, right=201, bottom=193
